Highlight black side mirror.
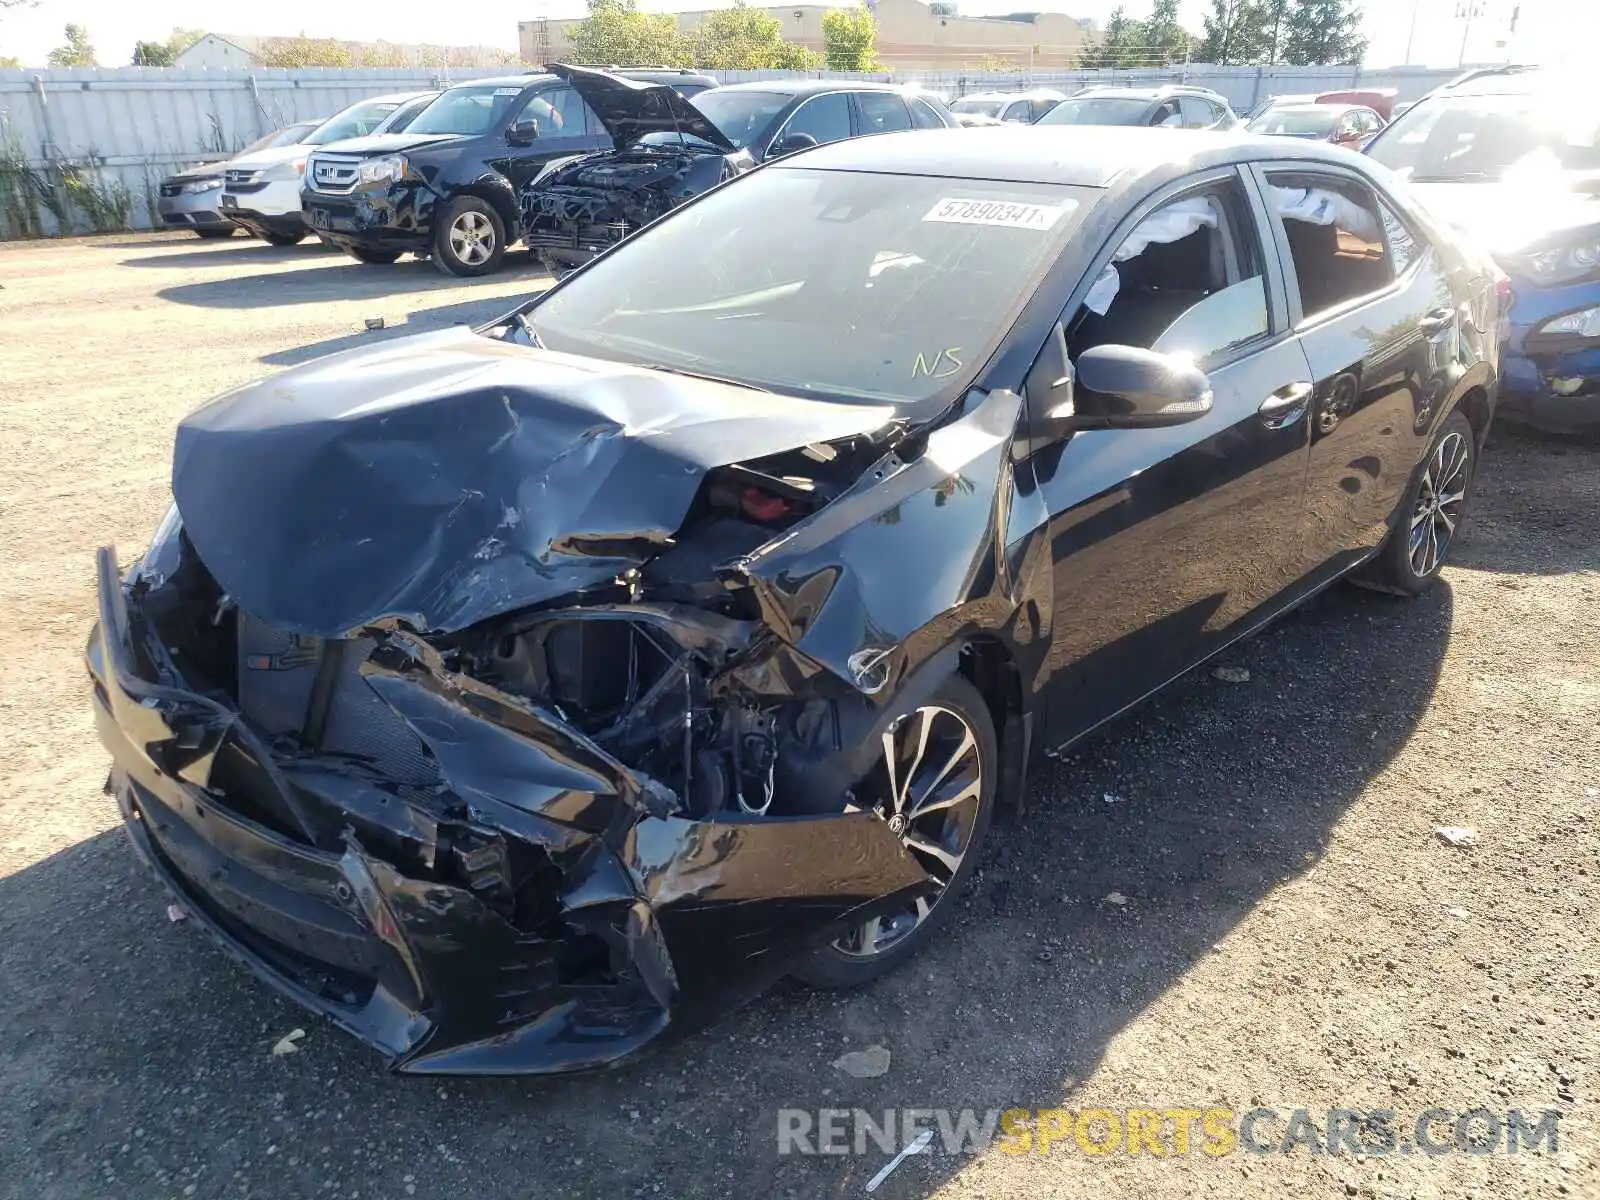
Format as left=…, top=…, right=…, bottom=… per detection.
left=1072, top=344, right=1213, bottom=430
left=507, top=117, right=540, bottom=146
left=767, top=131, right=818, bottom=159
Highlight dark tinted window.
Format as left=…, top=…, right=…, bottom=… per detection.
left=857, top=92, right=912, bottom=134
left=1267, top=172, right=1394, bottom=318
left=1151, top=99, right=1183, bottom=127
left=1180, top=95, right=1216, bottom=128
left=518, top=87, right=590, bottom=137
left=783, top=92, right=853, bottom=144
left=1378, top=199, right=1421, bottom=273
left=1029, top=98, right=1060, bottom=122
left=693, top=90, right=790, bottom=148
left=908, top=97, right=946, bottom=129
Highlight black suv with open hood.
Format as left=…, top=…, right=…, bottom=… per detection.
left=523, top=67, right=959, bottom=270
left=300, top=67, right=716, bottom=276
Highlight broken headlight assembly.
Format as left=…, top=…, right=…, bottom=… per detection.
left=358, top=156, right=412, bottom=188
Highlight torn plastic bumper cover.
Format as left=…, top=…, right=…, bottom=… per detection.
left=90, top=544, right=932, bottom=1075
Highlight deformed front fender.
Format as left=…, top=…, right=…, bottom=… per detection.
left=730, top=387, right=1027, bottom=696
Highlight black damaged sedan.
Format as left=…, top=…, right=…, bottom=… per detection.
left=90, top=127, right=1501, bottom=1075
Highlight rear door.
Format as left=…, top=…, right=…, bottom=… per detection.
left=1249, top=163, right=1458, bottom=580
left=1025, top=167, right=1317, bottom=746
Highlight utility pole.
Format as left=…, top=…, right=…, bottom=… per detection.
left=1403, top=0, right=1422, bottom=64
left=1456, top=0, right=1485, bottom=67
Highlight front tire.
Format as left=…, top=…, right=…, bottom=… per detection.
left=1354, top=410, right=1475, bottom=596
left=793, top=673, right=997, bottom=989
left=194, top=227, right=235, bottom=240
left=347, top=246, right=402, bottom=265
left=432, top=197, right=506, bottom=277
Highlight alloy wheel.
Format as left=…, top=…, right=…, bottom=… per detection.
left=449, top=211, right=496, bottom=267
left=832, top=704, right=984, bottom=958
left=1408, top=430, right=1469, bottom=578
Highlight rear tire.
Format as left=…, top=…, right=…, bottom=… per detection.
left=347, top=246, right=402, bottom=265
left=1352, top=410, right=1475, bottom=597
left=194, top=227, right=235, bottom=240
left=261, top=229, right=305, bottom=247
left=432, top=197, right=506, bottom=277
left=793, top=672, right=997, bottom=989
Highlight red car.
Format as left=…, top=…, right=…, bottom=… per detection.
left=1247, top=102, right=1386, bottom=148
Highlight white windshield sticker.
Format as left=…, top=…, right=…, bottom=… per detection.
left=494, top=87, right=522, bottom=97
left=923, top=197, right=1074, bottom=230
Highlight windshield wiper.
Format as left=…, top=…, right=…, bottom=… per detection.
left=634, top=361, right=772, bottom=393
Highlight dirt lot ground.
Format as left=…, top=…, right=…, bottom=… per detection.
left=0, top=232, right=1596, bottom=1200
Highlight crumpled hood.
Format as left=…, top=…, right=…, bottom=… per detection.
left=1409, top=176, right=1600, bottom=255
left=550, top=63, right=735, bottom=152
left=172, top=328, right=892, bottom=638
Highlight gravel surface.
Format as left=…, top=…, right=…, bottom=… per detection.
left=0, top=232, right=1595, bottom=1200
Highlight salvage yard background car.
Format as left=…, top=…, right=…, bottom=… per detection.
left=89, top=125, right=1500, bottom=1075
left=1365, top=67, right=1600, bottom=433
left=522, top=68, right=958, bottom=272
left=947, top=88, right=1069, bottom=126
left=156, top=121, right=318, bottom=238
left=1036, top=85, right=1239, bottom=130
left=219, top=92, right=438, bottom=246
left=300, top=68, right=718, bottom=275
left=1247, top=102, right=1385, bottom=148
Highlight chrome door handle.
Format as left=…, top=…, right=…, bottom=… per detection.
left=1417, top=307, right=1455, bottom=333
left=1259, top=381, right=1313, bottom=429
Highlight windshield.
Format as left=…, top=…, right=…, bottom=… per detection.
left=305, top=100, right=406, bottom=146
left=1037, top=96, right=1153, bottom=126
left=527, top=168, right=1094, bottom=405
left=1368, top=90, right=1600, bottom=180
left=381, top=95, right=434, bottom=134
left=688, top=90, right=789, bottom=148
left=1249, top=107, right=1339, bottom=135
left=406, top=84, right=524, bottom=136
left=952, top=98, right=1006, bottom=118
left=240, top=122, right=318, bottom=155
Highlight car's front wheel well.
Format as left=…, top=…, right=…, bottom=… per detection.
left=958, top=637, right=1028, bottom=811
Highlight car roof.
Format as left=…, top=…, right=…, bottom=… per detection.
left=1072, top=85, right=1226, bottom=101
left=705, top=79, right=919, bottom=97
left=780, top=125, right=1368, bottom=187
left=1443, top=67, right=1572, bottom=97
left=1257, top=103, right=1364, bottom=115
left=959, top=89, right=1068, bottom=101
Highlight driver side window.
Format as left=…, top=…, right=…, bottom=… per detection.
left=1067, top=177, right=1271, bottom=369
left=516, top=87, right=591, bottom=138
left=784, top=93, right=853, bottom=144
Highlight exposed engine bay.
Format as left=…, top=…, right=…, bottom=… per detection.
left=522, top=145, right=732, bottom=269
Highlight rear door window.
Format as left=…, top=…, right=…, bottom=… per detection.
left=857, top=92, right=913, bottom=135
left=909, top=97, right=946, bottom=129
left=1180, top=96, right=1215, bottom=128
left=519, top=87, right=594, bottom=139
left=1266, top=171, right=1395, bottom=318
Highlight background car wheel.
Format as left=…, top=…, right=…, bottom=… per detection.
left=260, top=230, right=305, bottom=247
left=1353, top=410, right=1475, bottom=597
left=347, top=247, right=402, bottom=266
left=432, top=197, right=505, bottom=277
left=793, top=672, right=997, bottom=989
left=194, top=228, right=234, bottom=240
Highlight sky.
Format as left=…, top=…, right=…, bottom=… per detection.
left=1, top=0, right=1594, bottom=71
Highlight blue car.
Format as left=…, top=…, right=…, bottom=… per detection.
left=1366, top=68, right=1600, bottom=433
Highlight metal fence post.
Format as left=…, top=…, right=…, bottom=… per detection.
left=29, top=75, right=72, bottom=235
left=247, top=73, right=269, bottom=139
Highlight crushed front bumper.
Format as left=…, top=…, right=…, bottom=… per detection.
left=302, top=190, right=429, bottom=256
left=88, top=547, right=929, bottom=1075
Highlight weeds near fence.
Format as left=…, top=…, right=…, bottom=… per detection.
left=0, top=122, right=137, bottom=237
left=59, top=155, right=134, bottom=231
left=0, top=112, right=46, bottom=239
